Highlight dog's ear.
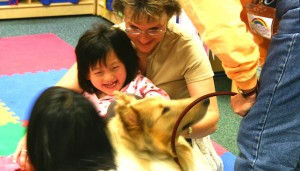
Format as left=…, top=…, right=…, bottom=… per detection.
left=119, top=105, right=142, bottom=131
left=113, top=91, right=142, bottom=132
left=113, top=91, right=137, bottom=105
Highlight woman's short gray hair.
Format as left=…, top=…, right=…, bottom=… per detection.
left=112, top=0, right=181, bottom=22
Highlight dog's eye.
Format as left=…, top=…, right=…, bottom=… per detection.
left=162, top=107, right=170, bottom=115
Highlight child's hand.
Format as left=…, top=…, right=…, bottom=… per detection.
left=12, top=135, right=32, bottom=170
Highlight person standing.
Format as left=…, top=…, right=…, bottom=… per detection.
left=179, top=0, right=300, bottom=170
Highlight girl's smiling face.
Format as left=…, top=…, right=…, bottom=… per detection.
left=87, top=50, right=127, bottom=97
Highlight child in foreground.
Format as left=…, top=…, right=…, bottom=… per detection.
left=7, top=86, right=116, bottom=171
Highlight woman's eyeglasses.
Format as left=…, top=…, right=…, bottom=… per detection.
left=125, top=28, right=166, bottom=36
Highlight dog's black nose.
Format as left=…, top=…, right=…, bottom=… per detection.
left=203, top=98, right=210, bottom=106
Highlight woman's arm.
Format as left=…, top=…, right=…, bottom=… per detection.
left=185, top=77, right=219, bottom=138
left=55, top=63, right=83, bottom=93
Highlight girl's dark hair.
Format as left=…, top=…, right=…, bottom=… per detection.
left=76, top=23, right=139, bottom=93
left=27, top=86, right=116, bottom=171
left=113, top=0, right=182, bottom=23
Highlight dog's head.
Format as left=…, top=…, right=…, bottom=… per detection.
left=111, top=91, right=210, bottom=158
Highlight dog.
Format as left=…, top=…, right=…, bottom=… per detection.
left=107, top=92, right=210, bottom=171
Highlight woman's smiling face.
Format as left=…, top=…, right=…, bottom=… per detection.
left=124, top=7, right=169, bottom=56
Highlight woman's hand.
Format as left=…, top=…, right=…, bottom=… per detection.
left=231, top=93, right=257, bottom=117
left=187, top=78, right=219, bottom=138
left=12, top=135, right=33, bottom=171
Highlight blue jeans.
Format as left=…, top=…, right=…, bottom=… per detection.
left=235, top=0, right=300, bottom=170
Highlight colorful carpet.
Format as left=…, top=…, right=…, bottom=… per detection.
left=0, top=33, right=75, bottom=155
left=0, top=33, right=235, bottom=170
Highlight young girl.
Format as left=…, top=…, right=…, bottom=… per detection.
left=5, top=86, right=116, bottom=171
left=75, top=23, right=169, bottom=116
left=28, top=86, right=116, bottom=171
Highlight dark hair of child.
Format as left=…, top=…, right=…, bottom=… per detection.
left=76, top=23, right=139, bottom=94
left=26, top=86, right=116, bottom=171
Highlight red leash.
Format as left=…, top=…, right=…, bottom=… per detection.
left=171, top=91, right=237, bottom=169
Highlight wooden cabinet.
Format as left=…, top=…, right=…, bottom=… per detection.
left=0, top=0, right=124, bottom=22
left=96, top=0, right=121, bottom=24
left=0, top=0, right=95, bottom=19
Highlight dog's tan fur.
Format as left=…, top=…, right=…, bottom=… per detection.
left=108, top=92, right=210, bottom=171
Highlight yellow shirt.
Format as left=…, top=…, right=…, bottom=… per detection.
left=179, top=0, right=269, bottom=90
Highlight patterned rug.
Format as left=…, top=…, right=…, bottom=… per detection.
left=0, top=33, right=75, bottom=155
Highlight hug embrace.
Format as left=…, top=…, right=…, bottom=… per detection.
left=12, top=0, right=300, bottom=170
left=13, top=0, right=221, bottom=170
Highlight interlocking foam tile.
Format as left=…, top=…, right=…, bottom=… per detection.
left=221, top=152, right=236, bottom=171
left=0, top=100, right=20, bottom=126
left=0, top=69, right=68, bottom=120
left=0, top=33, right=75, bottom=76
left=0, top=123, right=26, bottom=156
left=212, top=140, right=229, bottom=156
left=212, top=140, right=236, bottom=171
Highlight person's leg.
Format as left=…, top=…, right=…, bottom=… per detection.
left=296, top=159, right=300, bottom=171
left=235, top=0, right=300, bottom=170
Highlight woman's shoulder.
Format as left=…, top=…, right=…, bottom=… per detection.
left=167, top=22, right=199, bottom=39
left=164, top=22, right=202, bottom=48
left=158, top=22, right=203, bottom=57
